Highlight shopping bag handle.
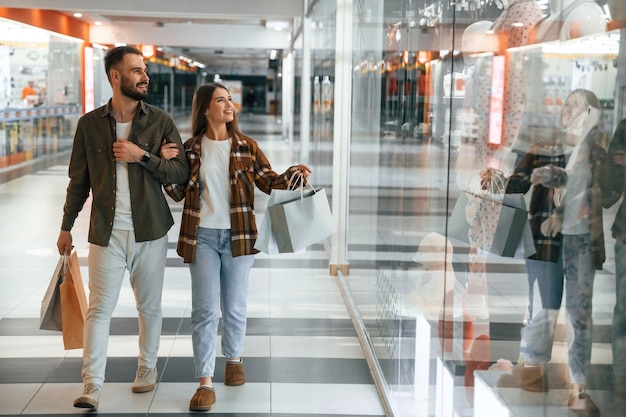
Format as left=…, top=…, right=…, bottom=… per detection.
left=287, top=170, right=320, bottom=203
left=484, top=168, right=505, bottom=205
left=288, top=170, right=317, bottom=192
left=59, top=253, right=70, bottom=283
left=297, top=180, right=320, bottom=203
left=288, top=170, right=304, bottom=191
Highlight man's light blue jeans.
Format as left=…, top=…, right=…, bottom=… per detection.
left=189, top=228, right=255, bottom=379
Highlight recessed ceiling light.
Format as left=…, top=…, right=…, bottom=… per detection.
left=73, top=12, right=83, bottom=18
left=265, top=20, right=290, bottom=31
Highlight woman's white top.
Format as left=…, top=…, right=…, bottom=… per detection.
left=199, top=136, right=232, bottom=229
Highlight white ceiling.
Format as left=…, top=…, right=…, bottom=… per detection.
left=2, top=0, right=305, bottom=75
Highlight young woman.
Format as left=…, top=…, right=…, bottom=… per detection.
left=161, top=82, right=310, bottom=411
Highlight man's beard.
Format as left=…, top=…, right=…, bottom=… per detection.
left=121, top=78, right=148, bottom=101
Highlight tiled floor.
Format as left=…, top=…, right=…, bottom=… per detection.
left=0, top=114, right=384, bottom=416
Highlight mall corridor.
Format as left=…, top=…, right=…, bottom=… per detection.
left=0, top=114, right=385, bottom=416
left=3, top=0, right=626, bottom=415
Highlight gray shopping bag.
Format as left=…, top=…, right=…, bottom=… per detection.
left=254, top=189, right=302, bottom=254
left=490, top=197, right=531, bottom=257
left=40, top=255, right=66, bottom=331
left=268, top=188, right=334, bottom=253
left=445, top=191, right=534, bottom=258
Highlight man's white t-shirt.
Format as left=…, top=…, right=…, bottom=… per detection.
left=113, top=121, right=134, bottom=230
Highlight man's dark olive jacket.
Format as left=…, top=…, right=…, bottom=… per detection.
left=61, top=99, right=189, bottom=245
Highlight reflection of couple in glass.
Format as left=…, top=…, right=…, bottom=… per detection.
left=493, top=88, right=610, bottom=415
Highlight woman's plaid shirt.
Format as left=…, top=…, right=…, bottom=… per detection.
left=164, top=133, right=303, bottom=262
left=505, top=144, right=566, bottom=263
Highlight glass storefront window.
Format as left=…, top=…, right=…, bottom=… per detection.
left=308, top=0, right=626, bottom=416
left=0, top=18, right=82, bottom=167
left=92, top=46, right=111, bottom=110
left=308, top=0, right=337, bottom=189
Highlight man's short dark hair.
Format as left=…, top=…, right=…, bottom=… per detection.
left=104, top=45, right=143, bottom=80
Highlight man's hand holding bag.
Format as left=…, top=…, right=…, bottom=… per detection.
left=39, top=251, right=88, bottom=350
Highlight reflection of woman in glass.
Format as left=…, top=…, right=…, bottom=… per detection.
left=494, top=91, right=573, bottom=395
left=499, top=123, right=566, bottom=380
left=530, top=89, right=607, bottom=414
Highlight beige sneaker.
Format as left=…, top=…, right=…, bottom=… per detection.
left=73, top=383, right=100, bottom=409
left=131, top=366, right=158, bottom=393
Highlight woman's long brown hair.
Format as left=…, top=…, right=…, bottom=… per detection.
left=191, top=82, right=243, bottom=139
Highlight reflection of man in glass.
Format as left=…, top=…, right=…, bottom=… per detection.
left=599, top=118, right=626, bottom=401
left=530, top=89, right=607, bottom=414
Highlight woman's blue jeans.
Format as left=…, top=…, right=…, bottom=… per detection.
left=563, top=233, right=595, bottom=385
left=520, top=234, right=595, bottom=385
left=519, top=255, right=564, bottom=364
left=526, top=254, right=564, bottom=312
left=189, top=228, right=255, bottom=379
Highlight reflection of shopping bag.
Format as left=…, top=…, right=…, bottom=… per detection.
left=514, top=221, right=537, bottom=258
left=254, top=189, right=302, bottom=254
left=446, top=192, right=532, bottom=258
left=60, top=252, right=88, bottom=350
left=268, top=187, right=334, bottom=253
left=490, top=196, right=530, bottom=257
left=40, top=256, right=67, bottom=331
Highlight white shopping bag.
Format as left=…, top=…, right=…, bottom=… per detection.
left=268, top=187, right=334, bottom=253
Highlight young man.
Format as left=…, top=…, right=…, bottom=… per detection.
left=56, top=45, right=188, bottom=410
